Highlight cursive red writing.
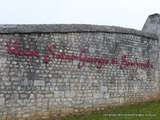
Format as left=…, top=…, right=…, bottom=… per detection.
left=6, top=41, right=153, bottom=69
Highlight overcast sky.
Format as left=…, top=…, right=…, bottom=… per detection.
left=0, top=0, right=160, bottom=30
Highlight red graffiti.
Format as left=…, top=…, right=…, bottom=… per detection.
left=6, top=41, right=40, bottom=57
left=111, top=58, right=119, bottom=65
left=5, top=41, right=153, bottom=69
left=43, top=44, right=109, bottom=69
left=120, top=55, right=153, bottom=69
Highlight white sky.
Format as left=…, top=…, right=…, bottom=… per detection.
left=0, top=0, right=160, bottom=30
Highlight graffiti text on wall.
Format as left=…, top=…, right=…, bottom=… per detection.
left=5, top=40, right=153, bottom=69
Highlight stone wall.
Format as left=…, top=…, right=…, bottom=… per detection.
left=142, top=13, right=160, bottom=91
left=0, top=24, right=159, bottom=118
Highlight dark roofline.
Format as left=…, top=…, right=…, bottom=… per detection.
left=149, top=13, right=160, bottom=18
left=0, top=24, right=157, bottom=39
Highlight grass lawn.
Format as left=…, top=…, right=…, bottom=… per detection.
left=61, top=101, right=160, bottom=120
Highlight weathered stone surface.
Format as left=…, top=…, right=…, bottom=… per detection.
left=142, top=13, right=160, bottom=92
left=0, top=23, right=159, bottom=118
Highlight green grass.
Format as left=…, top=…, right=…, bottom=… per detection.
left=61, top=101, right=160, bottom=120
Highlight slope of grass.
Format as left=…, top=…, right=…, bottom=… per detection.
left=61, top=101, right=160, bottom=120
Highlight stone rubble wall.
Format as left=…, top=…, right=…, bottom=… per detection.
left=142, top=13, right=160, bottom=92
left=0, top=24, right=159, bottom=118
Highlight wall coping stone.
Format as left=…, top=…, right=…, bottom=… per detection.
left=0, top=24, right=158, bottom=39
